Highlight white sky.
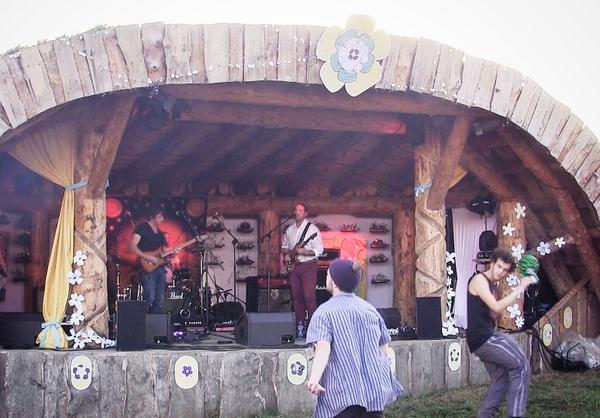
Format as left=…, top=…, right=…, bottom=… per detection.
left=1, top=0, right=599, bottom=136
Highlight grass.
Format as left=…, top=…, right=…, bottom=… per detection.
left=259, top=370, right=600, bottom=417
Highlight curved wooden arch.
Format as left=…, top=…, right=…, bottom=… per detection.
left=0, top=22, right=598, bottom=213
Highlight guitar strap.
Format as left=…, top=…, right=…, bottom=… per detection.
left=295, top=222, right=312, bottom=247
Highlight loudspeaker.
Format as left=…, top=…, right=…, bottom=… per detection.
left=235, top=312, right=296, bottom=346
left=258, top=288, right=292, bottom=312
left=117, top=301, right=146, bottom=350
left=146, top=313, right=170, bottom=345
left=377, top=308, right=402, bottom=329
left=0, top=312, right=43, bottom=348
left=416, top=297, right=442, bottom=340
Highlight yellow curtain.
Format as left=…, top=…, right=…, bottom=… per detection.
left=8, top=121, right=78, bottom=349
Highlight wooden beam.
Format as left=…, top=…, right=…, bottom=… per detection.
left=499, top=128, right=600, bottom=303
left=459, top=146, right=515, bottom=199
left=427, top=116, right=472, bottom=210
left=179, top=101, right=407, bottom=135
left=207, top=196, right=409, bottom=217
left=162, top=82, right=490, bottom=118
left=87, top=95, right=136, bottom=198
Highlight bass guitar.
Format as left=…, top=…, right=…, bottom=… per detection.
left=285, top=232, right=318, bottom=273
left=140, top=234, right=207, bottom=273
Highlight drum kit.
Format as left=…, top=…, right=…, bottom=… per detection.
left=112, top=238, right=244, bottom=335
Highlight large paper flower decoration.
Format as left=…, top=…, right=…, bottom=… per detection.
left=317, top=15, right=390, bottom=97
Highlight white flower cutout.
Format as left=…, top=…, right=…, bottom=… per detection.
left=67, top=269, right=83, bottom=285
left=69, top=310, right=85, bottom=326
left=506, top=274, right=519, bottom=287
left=66, top=328, right=81, bottom=342
left=73, top=337, right=86, bottom=349
left=446, top=276, right=452, bottom=286
left=515, top=316, right=525, bottom=329
left=537, top=241, right=551, bottom=256
left=445, top=310, right=453, bottom=319
left=68, top=293, right=85, bottom=310
left=507, top=304, right=521, bottom=319
left=447, top=288, right=456, bottom=298
left=73, top=250, right=88, bottom=267
left=511, top=244, right=525, bottom=261
left=514, top=203, right=527, bottom=219
left=555, top=237, right=566, bottom=248
left=502, top=223, right=516, bottom=237
left=445, top=251, right=456, bottom=264
left=446, top=265, right=454, bottom=276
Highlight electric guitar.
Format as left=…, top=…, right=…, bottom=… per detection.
left=140, top=234, right=207, bottom=272
left=285, top=232, right=318, bottom=273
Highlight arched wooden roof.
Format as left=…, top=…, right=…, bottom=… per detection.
left=0, top=23, right=598, bottom=213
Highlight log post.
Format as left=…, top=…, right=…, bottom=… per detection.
left=497, top=200, right=526, bottom=330
left=415, top=123, right=447, bottom=319
left=258, top=210, right=280, bottom=277
left=393, top=206, right=416, bottom=326
left=426, top=116, right=472, bottom=210
left=72, top=96, right=135, bottom=339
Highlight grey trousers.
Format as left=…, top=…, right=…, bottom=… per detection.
left=473, top=333, right=531, bottom=418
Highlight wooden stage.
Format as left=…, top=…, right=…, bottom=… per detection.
left=0, top=332, right=531, bottom=417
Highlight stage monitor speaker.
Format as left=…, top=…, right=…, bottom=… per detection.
left=0, top=312, right=43, bottom=348
left=146, top=313, right=171, bottom=345
left=117, top=301, right=146, bottom=350
left=258, top=288, right=292, bottom=312
left=377, top=308, right=402, bottom=329
left=235, top=312, right=296, bottom=346
left=416, top=297, right=442, bottom=340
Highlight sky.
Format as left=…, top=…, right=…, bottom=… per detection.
left=1, top=0, right=599, bottom=135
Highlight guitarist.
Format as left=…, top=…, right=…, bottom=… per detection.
left=129, top=207, right=168, bottom=313
left=282, top=203, right=324, bottom=339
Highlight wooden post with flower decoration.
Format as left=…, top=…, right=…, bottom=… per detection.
left=70, top=95, right=135, bottom=346
left=414, top=122, right=447, bottom=323
left=497, top=200, right=527, bottom=330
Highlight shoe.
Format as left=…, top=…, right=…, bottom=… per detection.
left=296, top=322, right=305, bottom=339
left=370, top=239, right=389, bottom=249
left=237, top=221, right=254, bottom=233
left=314, top=221, right=330, bottom=231
left=369, top=222, right=389, bottom=233
left=340, top=223, right=359, bottom=232
left=369, top=253, right=389, bottom=263
left=236, top=240, right=255, bottom=250
left=236, top=255, right=255, bottom=266
left=370, top=273, right=390, bottom=284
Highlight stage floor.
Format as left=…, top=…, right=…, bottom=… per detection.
left=0, top=333, right=531, bottom=418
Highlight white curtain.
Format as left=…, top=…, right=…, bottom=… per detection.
left=452, top=208, right=497, bottom=329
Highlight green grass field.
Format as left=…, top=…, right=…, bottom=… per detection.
left=260, top=371, right=600, bottom=417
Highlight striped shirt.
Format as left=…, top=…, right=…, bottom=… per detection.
left=306, top=293, right=404, bottom=418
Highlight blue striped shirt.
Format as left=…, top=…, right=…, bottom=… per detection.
left=306, top=293, right=404, bottom=418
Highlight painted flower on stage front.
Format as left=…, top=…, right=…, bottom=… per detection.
left=291, top=361, right=305, bottom=376
left=182, top=365, right=193, bottom=377
left=317, top=15, right=390, bottom=97
left=73, top=364, right=90, bottom=380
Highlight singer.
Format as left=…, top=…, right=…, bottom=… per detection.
left=282, top=202, right=323, bottom=339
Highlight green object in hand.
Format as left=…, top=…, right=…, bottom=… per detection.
left=518, top=254, right=540, bottom=284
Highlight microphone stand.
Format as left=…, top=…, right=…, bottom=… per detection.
left=177, top=211, right=210, bottom=335
left=212, top=214, right=244, bottom=306
left=259, top=214, right=294, bottom=312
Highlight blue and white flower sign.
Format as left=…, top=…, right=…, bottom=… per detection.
left=287, top=353, right=308, bottom=385
left=317, top=15, right=390, bottom=97
left=174, top=355, right=199, bottom=389
left=70, top=355, right=92, bottom=391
